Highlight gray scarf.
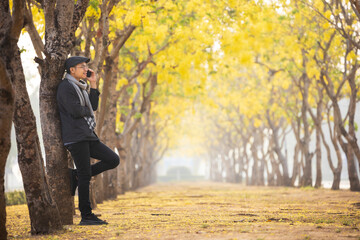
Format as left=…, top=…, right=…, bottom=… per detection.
left=65, top=73, right=96, bottom=131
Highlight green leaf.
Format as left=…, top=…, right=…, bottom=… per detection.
left=89, top=0, right=100, bottom=10
left=19, top=48, right=27, bottom=54
left=134, top=112, right=142, bottom=119
left=126, top=87, right=134, bottom=95
left=120, top=106, right=129, bottom=115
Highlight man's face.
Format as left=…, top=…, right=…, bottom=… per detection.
left=70, top=62, right=88, bottom=80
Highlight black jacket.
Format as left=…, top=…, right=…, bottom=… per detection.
left=57, top=79, right=100, bottom=144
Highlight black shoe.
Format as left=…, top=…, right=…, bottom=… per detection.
left=79, top=213, right=108, bottom=225
left=69, top=168, right=78, bottom=196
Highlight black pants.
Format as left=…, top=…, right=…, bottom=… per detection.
left=66, top=140, right=120, bottom=217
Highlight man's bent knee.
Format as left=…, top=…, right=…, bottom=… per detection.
left=110, top=155, right=120, bottom=169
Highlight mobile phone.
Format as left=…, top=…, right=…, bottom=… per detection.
left=86, top=70, right=92, bottom=78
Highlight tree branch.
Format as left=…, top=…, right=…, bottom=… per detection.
left=110, top=25, right=136, bottom=60
left=24, top=0, right=44, bottom=59
left=10, top=0, right=25, bottom=41
left=71, top=0, right=90, bottom=37
left=0, top=2, right=12, bottom=47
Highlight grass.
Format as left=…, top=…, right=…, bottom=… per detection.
left=5, top=191, right=26, bottom=206
left=5, top=182, right=360, bottom=239
left=314, top=219, right=335, bottom=224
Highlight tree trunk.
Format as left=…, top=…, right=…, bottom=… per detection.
left=101, top=79, right=118, bottom=199
left=1, top=0, right=63, bottom=233
left=321, top=107, right=342, bottom=191
left=341, top=65, right=360, bottom=168
left=300, top=71, right=312, bottom=187
left=236, top=148, right=244, bottom=184
left=332, top=94, right=360, bottom=191
left=0, top=54, right=15, bottom=240
left=314, top=125, right=322, bottom=188
left=0, top=1, right=17, bottom=238
left=320, top=47, right=360, bottom=191
left=267, top=113, right=291, bottom=186
left=91, top=167, right=102, bottom=207
left=12, top=43, right=62, bottom=234
left=115, top=73, right=157, bottom=190
left=346, top=71, right=360, bottom=191
left=267, top=151, right=276, bottom=186
left=232, top=150, right=241, bottom=183
left=332, top=169, right=341, bottom=190
left=36, top=0, right=89, bottom=224
left=307, top=84, right=324, bottom=188
left=291, top=143, right=300, bottom=186
left=258, top=144, right=265, bottom=186
left=209, top=151, right=221, bottom=182
left=38, top=58, right=75, bottom=224
left=90, top=171, right=101, bottom=210
left=273, top=160, right=283, bottom=186
left=88, top=164, right=101, bottom=211
left=345, top=144, right=360, bottom=191
left=330, top=95, right=360, bottom=191
left=126, top=141, right=134, bottom=190
left=250, top=146, right=259, bottom=186
left=98, top=56, right=119, bottom=200
left=140, top=116, right=154, bottom=187
left=117, top=145, right=127, bottom=194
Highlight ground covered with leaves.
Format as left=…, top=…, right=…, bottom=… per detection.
left=6, top=182, right=360, bottom=239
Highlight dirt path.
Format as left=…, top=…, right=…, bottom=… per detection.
left=6, top=182, right=360, bottom=239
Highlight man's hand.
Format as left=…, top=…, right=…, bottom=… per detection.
left=87, top=69, right=97, bottom=89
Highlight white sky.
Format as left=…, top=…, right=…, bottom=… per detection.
left=19, top=32, right=41, bottom=95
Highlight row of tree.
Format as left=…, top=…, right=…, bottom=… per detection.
left=0, top=0, right=216, bottom=238
left=200, top=1, right=360, bottom=191
left=2, top=0, right=360, bottom=239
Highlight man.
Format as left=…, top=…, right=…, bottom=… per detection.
left=57, top=56, right=120, bottom=225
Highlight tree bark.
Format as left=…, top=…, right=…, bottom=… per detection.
left=321, top=106, right=342, bottom=190
left=101, top=58, right=119, bottom=199
left=24, top=1, right=44, bottom=60
left=321, top=71, right=360, bottom=191
left=140, top=109, right=160, bottom=187
left=291, top=143, right=300, bottom=186
left=90, top=171, right=101, bottom=209
left=0, top=53, right=15, bottom=240
left=38, top=56, right=75, bottom=225
left=12, top=42, right=62, bottom=235
left=299, top=56, right=313, bottom=187
left=319, top=38, right=360, bottom=191
left=1, top=0, right=62, bottom=234
left=0, top=2, right=15, bottom=238
left=115, top=74, right=157, bottom=190
left=345, top=144, right=360, bottom=191
left=345, top=65, right=360, bottom=191
left=266, top=113, right=291, bottom=186
left=332, top=169, right=341, bottom=190
left=36, top=0, right=89, bottom=224
left=250, top=136, right=259, bottom=186
left=306, top=81, right=324, bottom=189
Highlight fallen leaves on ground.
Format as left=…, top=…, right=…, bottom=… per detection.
left=6, top=182, right=360, bottom=239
